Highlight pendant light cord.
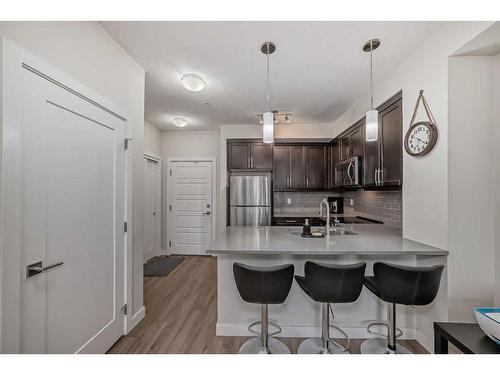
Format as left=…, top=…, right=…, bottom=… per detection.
left=266, top=42, right=271, bottom=112
left=370, top=40, right=374, bottom=110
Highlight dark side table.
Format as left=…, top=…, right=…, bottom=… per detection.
left=434, top=322, right=500, bottom=354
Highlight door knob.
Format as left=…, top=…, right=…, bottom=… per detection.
left=26, top=260, right=64, bottom=278
left=203, top=211, right=211, bottom=216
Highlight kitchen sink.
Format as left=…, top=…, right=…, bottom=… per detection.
left=287, top=228, right=358, bottom=236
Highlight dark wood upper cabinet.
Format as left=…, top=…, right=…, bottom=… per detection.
left=380, top=100, right=403, bottom=186
left=340, top=135, right=350, bottom=161
left=271, top=144, right=327, bottom=191
left=273, top=145, right=290, bottom=189
left=289, top=146, right=306, bottom=189
left=363, top=91, right=403, bottom=188
left=329, top=142, right=341, bottom=188
left=306, top=146, right=326, bottom=189
left=251, top=142, right=273, bottom=170
left=351, top=126, right=363, bottom=157
left=227, top=142, right=251, bottom=169
left=227, top=140, right=272, bottom=170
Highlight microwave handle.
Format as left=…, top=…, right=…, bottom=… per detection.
left=347, top=162, right=354, bottom=183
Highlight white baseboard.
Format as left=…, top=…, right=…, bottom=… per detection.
left=216, top=323, right=417, bottom=340
left=130, top=306, right=146, bottom=331
left=415, top=330, right=433, bottom=353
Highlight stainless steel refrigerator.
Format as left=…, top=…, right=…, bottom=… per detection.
left=229, top=174, right=271, bottom=226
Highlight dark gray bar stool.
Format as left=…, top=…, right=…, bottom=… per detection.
left=233, top=262, right=294, bottom=354
left=361, top=262, right=444, bottom=354
left=295, top=261, right=366, bottom=354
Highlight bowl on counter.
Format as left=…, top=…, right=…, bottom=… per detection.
left=474, top=307, right=500, bottom=345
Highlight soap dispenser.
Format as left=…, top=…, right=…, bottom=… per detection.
left=303, top=218, right=312, bottom=236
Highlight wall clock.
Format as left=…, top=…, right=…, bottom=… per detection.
left=404, top=90, right=438, bottom=157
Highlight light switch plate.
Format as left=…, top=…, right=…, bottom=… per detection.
left=349, top=198, right=354, bottom=206
left=287, top=198, right=292, bottom=205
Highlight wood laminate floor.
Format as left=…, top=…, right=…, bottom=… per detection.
left=108, top=255, right=427, bottom=354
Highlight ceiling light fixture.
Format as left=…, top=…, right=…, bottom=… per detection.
left=363, top=39, right=380, bottom=142
left=180, top=73, right=206, bottom=92
left=261, top=41, right=276, bottom=144
left=172, top=117, right=189, bottom=128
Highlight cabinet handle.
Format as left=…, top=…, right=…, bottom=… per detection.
left=375, top=169, right=378, bottom=185
left=379, top=169, right=383, bottom=185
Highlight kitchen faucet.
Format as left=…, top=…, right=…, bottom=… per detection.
left=319, top=198, right=334, bottom=237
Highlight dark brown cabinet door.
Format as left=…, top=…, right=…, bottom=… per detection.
left=341, top=136, right=351, bottom=161
left=351, top=126, right=363, bottom=157
left=380, top=100, right=403, bottom=186
left=330, top=142, right=341, bottom=188
left=251, top=142, right=273, bottom=169
left=306, top=146, right=326, bottom=189
left=289, top=146, right=306, bottom=189
left=364, top=129, right=380, bottom=186
left=273, top=146, right=289, bottom=189
left=228, top=142, right=250, bottom=169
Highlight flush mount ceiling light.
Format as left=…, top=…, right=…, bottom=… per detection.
left=363, top=39, right=381, bottom=142
left=172, top=117, right=189, bottom=128
left=261, top=41, right=276, bottom=144
left=180, top=73, right=206, bottom=92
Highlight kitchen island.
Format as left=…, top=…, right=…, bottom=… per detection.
left=206, top=225, right=449, bottom=352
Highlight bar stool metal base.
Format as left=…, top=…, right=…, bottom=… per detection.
left=298, top=338, right=348, bottom=354
left=239, top=337, right=291, bottom=354
left=360, top=338, right=412, bottom=354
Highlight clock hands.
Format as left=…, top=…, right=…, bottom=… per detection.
left=414, top=137, right=428, bottom=145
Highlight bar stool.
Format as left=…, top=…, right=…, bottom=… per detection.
left=295, top=261, right=366, bottom=354
left=361, top=262, right=444, bottom=354
left=233, top=262, right=294, bottom=354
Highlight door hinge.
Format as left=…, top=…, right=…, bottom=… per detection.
left=125, top=138, right=131, bottom=150
left=121, top=303, right=128, bottom=315
left=169, top=241, right=172, bottom=247
left=169, top=169, right=172, bottom=176
left=124, top=222, right=128, bottom=233
left=169, top=205, right=172, bottom=212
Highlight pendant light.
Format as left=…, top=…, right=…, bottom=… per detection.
left=363, top=39, right=380, bottom=142
left=261, top=42, right=276, bottom=144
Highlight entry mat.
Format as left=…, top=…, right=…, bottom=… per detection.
left=144, top=255, right=185, bottom=277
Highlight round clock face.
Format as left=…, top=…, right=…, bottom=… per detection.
left=405, top=121, right=437, bottom=156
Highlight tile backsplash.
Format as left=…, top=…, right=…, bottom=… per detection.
left=274, top=190, right=402, bottom=227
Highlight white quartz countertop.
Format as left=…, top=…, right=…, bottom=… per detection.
left=206, top=225, right=448, bottom=256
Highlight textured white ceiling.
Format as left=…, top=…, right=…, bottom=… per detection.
left=101, top=21, right=443, bottom=131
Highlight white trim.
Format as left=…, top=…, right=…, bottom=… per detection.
left=415, top=329, right=433, bottom=354
left=0, top=38, right=134, bottom=351
left=143, top=153, right=162, bottom=261
left=165, top=157, right=217, bottom=255
left=216, top=323, right=417, bottom=340
left=129, top=306, right=146, bottom=332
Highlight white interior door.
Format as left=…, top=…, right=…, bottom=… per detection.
left=19, top=65, right=126, bottom=353
left=144, top=157, right=159, bottom=263
left=167, top=161, right=213, bottom=255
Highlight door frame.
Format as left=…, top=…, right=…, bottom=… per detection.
left=0, top=38, right=134, bottom=352
left=165, top=157, right=217, bottom=255
left=143, top=152, right=162, bottom=261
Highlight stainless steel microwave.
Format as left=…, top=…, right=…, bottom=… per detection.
left=334, top=156, right=361, bottom=187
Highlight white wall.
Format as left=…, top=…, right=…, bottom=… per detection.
left=331, top=22, right=494, bottom=250
left=448, top=56, right=495, bottom=320
left=160, top=130, right=220, bottom=249
left=144, top=121, right=161, bottom=155
left=0, top=22, right=146, bottom=325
